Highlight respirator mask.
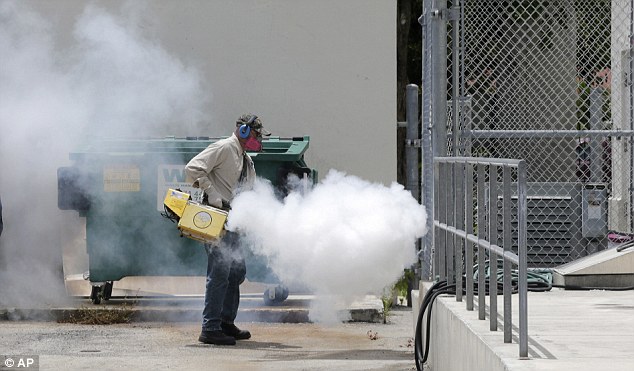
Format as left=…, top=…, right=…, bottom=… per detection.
left=244, top=134, right=263, bottom=152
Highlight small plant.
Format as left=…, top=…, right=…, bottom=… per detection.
left=394, top=269, right=415, bottom=299
left=381, top=295, right=393, bottom=323
left=381, top=269, right=415, bottom=323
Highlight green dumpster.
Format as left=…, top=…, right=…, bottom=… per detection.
left=58, top=136, right=316, bottom=304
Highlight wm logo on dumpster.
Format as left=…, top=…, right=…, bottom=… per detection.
left=162, top=168, right=187, bottom=183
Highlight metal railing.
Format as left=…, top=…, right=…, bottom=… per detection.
left=433, top=156, right=528, bottom=358
left=418, top=0, right=634, bottom=359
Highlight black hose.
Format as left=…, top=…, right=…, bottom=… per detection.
left=414, top=277, right=524, bottom=370
left=422, top=287, right=457, bottom=362
left=414, top=280, right=456, bottom=371
left=616, top=241, right=634, bottom=252
left=414, top=280, right=442, bottom=369
left=160, top=204, right=179, bottom=223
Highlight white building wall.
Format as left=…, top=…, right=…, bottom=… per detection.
left=28, top=0, right=397, bottom=184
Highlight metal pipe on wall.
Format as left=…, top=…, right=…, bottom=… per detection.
left=405, top=84, right=421, bottom=294
left=431, top=0, right=448, bottom=158
left=421, top=0, right=434, bottom=280
left=406, top=84, right=420, bottom=201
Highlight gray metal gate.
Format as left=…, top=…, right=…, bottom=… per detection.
left=421, top=0, right=634, bottom=275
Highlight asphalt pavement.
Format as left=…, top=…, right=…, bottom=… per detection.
left=0, top=297, right=417, bottom=371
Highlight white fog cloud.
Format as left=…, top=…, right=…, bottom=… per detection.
left=0, top=0, right=210, bottom=306
left=227, top=170, right=426, bottom=323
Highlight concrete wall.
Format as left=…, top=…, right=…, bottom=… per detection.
left=25, top=0, right=397, bottom=184
left=413, top=283, right=507, bottom=371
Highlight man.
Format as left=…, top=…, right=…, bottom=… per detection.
left=186, top=113, right=270, bottom=345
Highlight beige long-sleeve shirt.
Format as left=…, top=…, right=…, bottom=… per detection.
left=185, top=133, right=256, bottom=204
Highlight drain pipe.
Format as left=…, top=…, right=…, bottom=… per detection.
left=406, top=84, right=421, bottom=203
left=420, top=0, right=434, bottom=281
left=406, top=84, right=421, bottom=301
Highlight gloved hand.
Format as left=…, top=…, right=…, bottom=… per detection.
left=203, top=186, right=223, bottom=208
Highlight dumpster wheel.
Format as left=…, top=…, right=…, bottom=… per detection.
left=90, top=285, right=102, bottom=304
left=90, top=281, right=113, bottom=304
left=263, top=285, right=289, bottom=306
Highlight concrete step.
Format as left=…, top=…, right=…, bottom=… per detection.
left=0, top=295, right=385, bottom=323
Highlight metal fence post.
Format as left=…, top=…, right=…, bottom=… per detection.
left=420, top=0, right=434, bottom=281
left=465, top=164, right=474, bottom=310
left=489, top=165, right=498, bottom=331
left=438, top=162, right=447, bottom=280
left=503, top=166, right=512, bottom=343
left=455, top=161, right=465, bottom=301
left=451, top=0, right=460, bottom=156
left=589, top=87, right=605, bottom=183
left=446, top=163, right=455, bottom=283
left=518, top=160, right=529, bottom=359
left=431, top=0, right=448, bottom=158
left=477, top=164, right=486, bottom=320
left=434, top=160, right=442, bottom=279
left=463, top=97, right=473, bottom=157
left=631, top=12, right=634, bottom=235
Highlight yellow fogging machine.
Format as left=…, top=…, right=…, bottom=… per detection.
left=162, top=188, right=228, bottom=243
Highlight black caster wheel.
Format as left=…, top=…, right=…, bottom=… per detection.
left=90, top=285, right=102, bottom=305
left=103, top=281, right=113, bottom=301
left=263, top=285, right=289, bottom=305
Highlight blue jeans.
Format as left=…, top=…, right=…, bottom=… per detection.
left=202, top=231, right=246, bottom=332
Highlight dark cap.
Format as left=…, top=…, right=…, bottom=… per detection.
left=236, top=114, right=271, bottom=136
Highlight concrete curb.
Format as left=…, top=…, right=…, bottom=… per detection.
left=0, top=295, right=385, bottom=324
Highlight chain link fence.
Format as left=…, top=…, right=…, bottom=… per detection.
left=423, top=0, right=634, bottom=270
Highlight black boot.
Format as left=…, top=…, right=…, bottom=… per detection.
left=221, top=323, right=251, bottom=340
left=198, top=330, right=236, bottom=345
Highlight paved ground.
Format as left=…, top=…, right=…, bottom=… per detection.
left=505, top=288, right=634, bottom=371
left=0, top=300, right=417, bottom=371
left=429, top=287, right=634, bottom=371
left=8, top=280, right=631, bottom=371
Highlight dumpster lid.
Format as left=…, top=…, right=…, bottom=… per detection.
left=68, top=136, right=310, bottom=161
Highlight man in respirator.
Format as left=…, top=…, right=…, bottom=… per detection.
left=186, top=113, right=270, bottom=345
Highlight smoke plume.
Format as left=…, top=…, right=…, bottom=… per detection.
left=227, top=170, right=427, bottom=323
left=0, top=1, right=209, bottom=306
